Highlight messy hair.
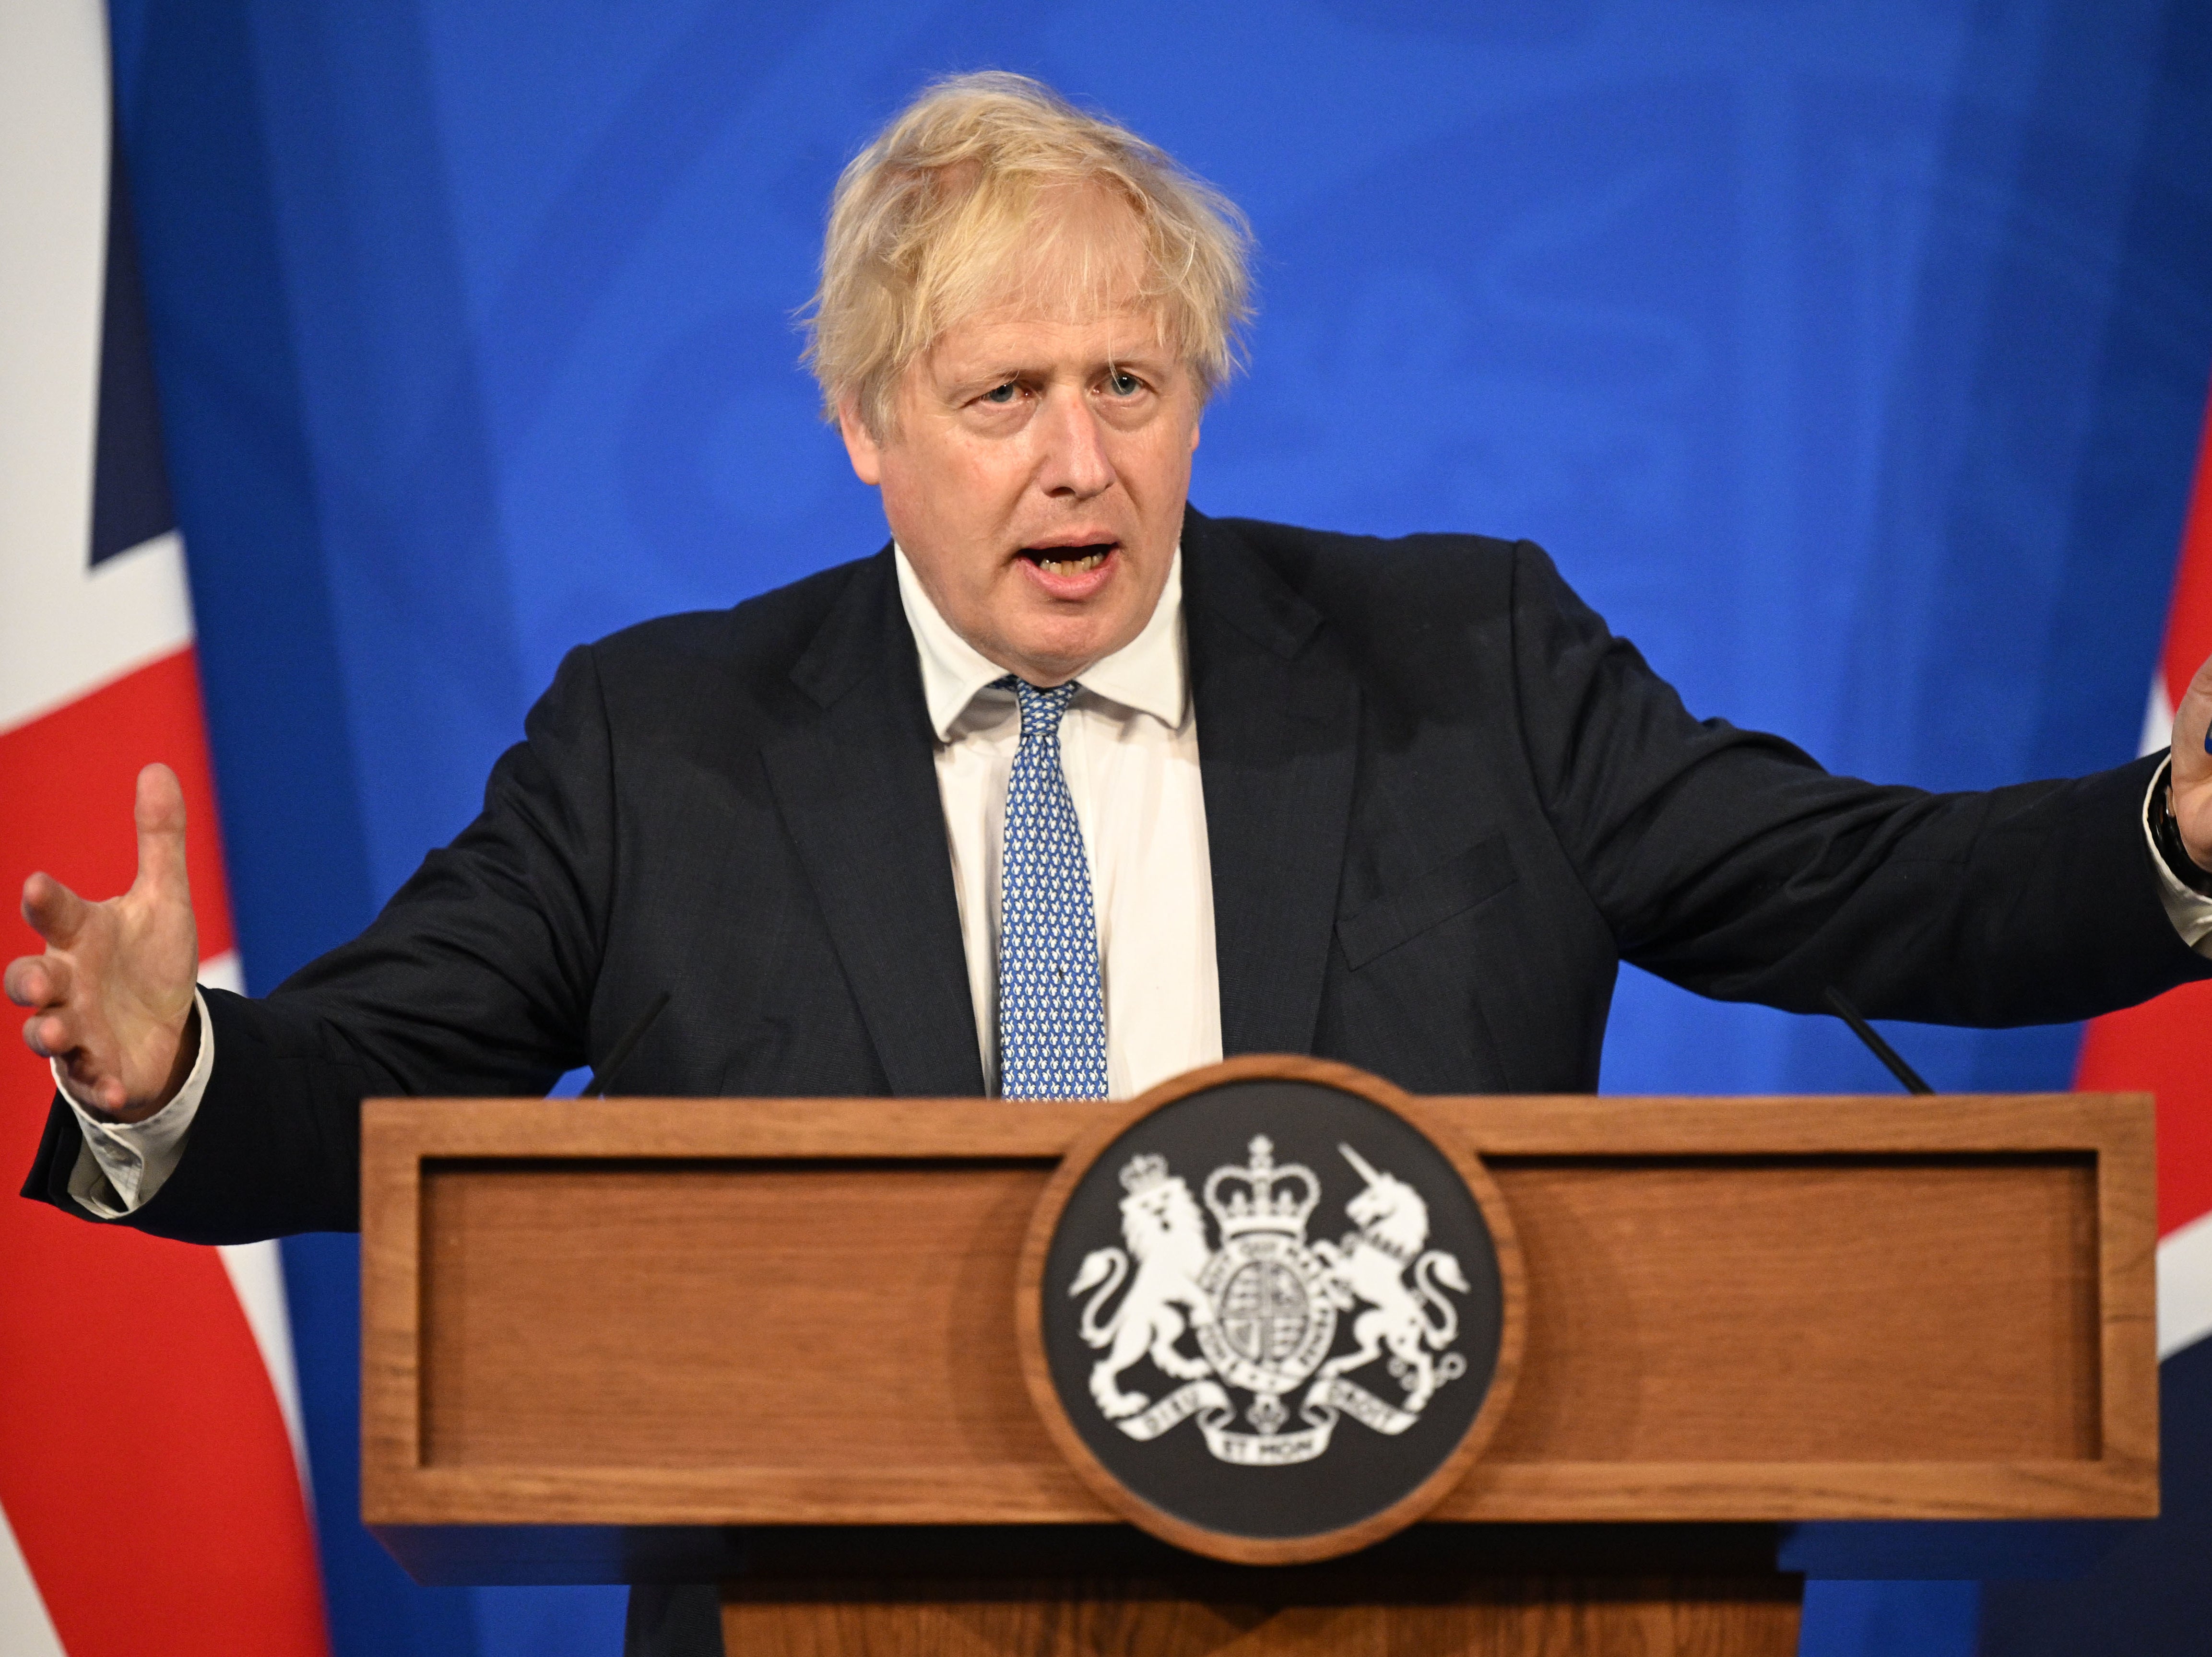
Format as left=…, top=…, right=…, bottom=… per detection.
left=804, top=72, right=1254, bottom=434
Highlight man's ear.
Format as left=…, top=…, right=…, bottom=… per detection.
left=836, top=396, right=883, bottom=486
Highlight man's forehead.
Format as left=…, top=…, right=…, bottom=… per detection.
left=925, top=294, right=1171, bottom=374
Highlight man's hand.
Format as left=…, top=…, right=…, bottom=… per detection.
left=5, top=764, right=201, bottom=1123
left=2171, top=652, right=2212, bottom=875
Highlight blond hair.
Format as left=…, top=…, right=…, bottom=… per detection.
left=804, top=72, right=1254, bottom=434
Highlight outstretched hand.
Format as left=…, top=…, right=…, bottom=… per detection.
left=5, top=763, right=201, bottom=1123
left=2171, top=652, right=2212, bottom=877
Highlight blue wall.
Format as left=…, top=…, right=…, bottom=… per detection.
left=105, top=2, right=2212, bottom=1653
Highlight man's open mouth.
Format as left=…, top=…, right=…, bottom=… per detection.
left=1020, top=543, right=1114, bottom=576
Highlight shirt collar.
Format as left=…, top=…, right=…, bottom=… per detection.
left=893, top=543, right=1188, bottom=740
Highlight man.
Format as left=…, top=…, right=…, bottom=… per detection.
left=12, top=70, right=2212, bottom=1654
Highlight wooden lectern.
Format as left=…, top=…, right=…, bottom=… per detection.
left=362, top=1075, right=2156, bottom=1656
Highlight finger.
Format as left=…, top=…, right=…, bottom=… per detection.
left=23, top=1007, right=81, bottom=1061
left=3, top=953, right=72, bottom=1009
left=54, top=1055, right=130, bottom=1120
left=132, top=763, right=191, bottom=904
left=2187, top=653, right=2212, bottom=751
left=20, top=872, right=93, bottom=950
left=2170, top=657, right=2212, bottom=798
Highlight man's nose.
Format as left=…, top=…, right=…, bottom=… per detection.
left=1036, top=390, right=1115, bottom=500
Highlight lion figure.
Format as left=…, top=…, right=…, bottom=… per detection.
left=1067, top=1164, right=1216, bottom=1420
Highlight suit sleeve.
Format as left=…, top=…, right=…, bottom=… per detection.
left=1507, top=540, right=2212, bottom=1024
left=21, top=643, right=617, bottom=1243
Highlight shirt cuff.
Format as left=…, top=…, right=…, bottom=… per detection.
left=2144, top=759, right=2212, bottom=955
left=62, top=987, right=214, bottom=1218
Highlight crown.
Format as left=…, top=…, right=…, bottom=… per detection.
left=1204, top=1136, right=1320, bottom=1238
left=1119, top=1153, right=1171, bottom=1196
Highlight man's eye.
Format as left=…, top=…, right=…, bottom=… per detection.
left=981, top=383, right=1018, bottom=404
left=1106, top=371, right=1142, bottom=396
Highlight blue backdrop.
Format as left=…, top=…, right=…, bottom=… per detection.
left=102, top=2, right=2212, bottom=1654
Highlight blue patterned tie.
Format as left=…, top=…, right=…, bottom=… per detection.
left=996, top=676, right=1109, bottom=1099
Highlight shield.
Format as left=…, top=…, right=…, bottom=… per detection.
left=1196, top=1232, right=1337, bottom=1401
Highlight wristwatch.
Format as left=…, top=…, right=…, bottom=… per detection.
left=2152, top=765, right=2212, bottom=898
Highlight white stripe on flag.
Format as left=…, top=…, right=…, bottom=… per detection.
left=0, top=530, right=196, bottom=737
left=0, top=1503, right=66, bottom=1657
left=2159, top=1210, right=2212, bottom=1360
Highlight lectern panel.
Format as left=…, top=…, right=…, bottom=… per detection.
left=1477, top=1155, right=2097, bottom=1465
left=362, top=1090, right=2153, bottom=1539
left=420, top=1158, right=1065, bottom=1473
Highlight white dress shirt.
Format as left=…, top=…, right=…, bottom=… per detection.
left=62, top=564, right=2212, bottom=1215
left=67, top=987, right=213, bottom=1215
left=895, top=543, right=1222, bottom=1098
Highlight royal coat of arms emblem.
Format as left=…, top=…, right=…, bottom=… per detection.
left=1067, top=1134, right=1472, bottom=1466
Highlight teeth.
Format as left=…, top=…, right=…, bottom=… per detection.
left=1037, top=552, right=1106, bottom=576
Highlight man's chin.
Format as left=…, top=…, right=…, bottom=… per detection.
left=973, top=560, right=1161, bottom=681
left=994, top=617, right=1129, bottom=685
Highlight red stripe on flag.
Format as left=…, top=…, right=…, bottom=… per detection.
left=0, top=646, right=235, bottom=969
left=1, top=646, right=328, bottom=1655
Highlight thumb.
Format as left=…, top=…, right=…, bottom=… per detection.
left=132, top=763, right=192, bottom=908
left=2173, top=655, right=2212, bottom=773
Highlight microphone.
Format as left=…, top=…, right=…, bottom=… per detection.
left=578, top=991, right=672, bottom=1099
left=1822, top=987, right=1933, bottom=1095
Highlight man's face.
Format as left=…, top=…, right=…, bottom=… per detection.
left=838, top=211, right=1201, bottom=686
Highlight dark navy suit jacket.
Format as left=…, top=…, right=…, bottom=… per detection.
left=24, top=505, right=2209, bottom=1239
left=26, top=506, right=2210, bottom=1657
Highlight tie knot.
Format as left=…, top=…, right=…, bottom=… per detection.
left=997, top=675, right=1081, bottom=739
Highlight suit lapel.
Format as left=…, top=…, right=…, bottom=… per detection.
left=1183, top=511, right=1361, bottom=1058
left=760, top=552, right=985, bottom=1096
